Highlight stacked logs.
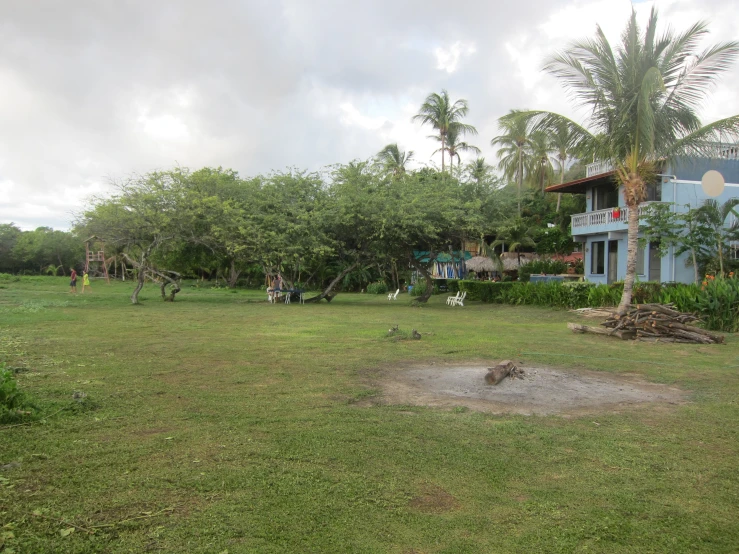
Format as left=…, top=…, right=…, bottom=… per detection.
left=568, top=304, right=724, bottom=344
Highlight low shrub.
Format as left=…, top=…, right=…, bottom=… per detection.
left=0, top=363, right=38, bottom=424
left=366, top=281, right=389, bottom=295
left=458, top=281, right=514, bottom=302
left=694, top=274, right=739, bottom=332
left=409, top=280, right=439, bottom=296
left=446, top=280, right=460, bottom=293
left=518, top=260, right=569, bottom=283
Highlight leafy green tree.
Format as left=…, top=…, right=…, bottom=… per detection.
left=0, top=224, right=22, bottom=273
left=379, top=169, right=483, bottom=302
left=376, top=144, right=414, bottom=177
left=11, top=227, right=83, bottom=274
left=412, top=90, right=477, bottom=172
left=519, top=8, right=739, bottom=313
left=77, top=169, right=194, bottom=303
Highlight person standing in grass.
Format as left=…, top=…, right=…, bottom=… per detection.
left=81, top=271, right=91, bottom=294
left=69, top=268, right=78, bottom=294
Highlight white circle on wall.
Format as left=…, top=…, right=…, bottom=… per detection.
left=701, top=170, right=725, bottom=197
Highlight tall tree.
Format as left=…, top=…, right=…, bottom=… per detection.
left=464, top=157, right=495, bottom=188
left=696, top=198, right=739, bottom=276
left=412, top=90, right=477, bottom=172
left=518, top=8, right=739, bottom=313
left=547, top=119, right=580, bottom=212
left=376, top=143, right=414, bottom=176
left=526, top=130, right=555, bottom=193
left=432, top=123, right=481, bottom=172
left=491, top=110, right=534, bottom=216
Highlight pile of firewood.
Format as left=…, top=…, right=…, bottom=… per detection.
left=568, top=303, right=724, bottom=344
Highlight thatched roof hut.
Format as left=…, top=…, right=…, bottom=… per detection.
left=465, top=256, right=497, bottom=273
left=500, top=252, right=539, bottom=270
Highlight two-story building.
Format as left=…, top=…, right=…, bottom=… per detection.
left=545, top=150, right=739, bottom=284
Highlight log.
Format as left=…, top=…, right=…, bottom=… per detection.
left=485, top=360, right=516, bottom=385
left=568, top=323, right=635, bottom=340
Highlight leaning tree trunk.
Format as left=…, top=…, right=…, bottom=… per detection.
left=409, top=254, right=434, bottom=304
left=304, top=261, right=359, bottom=303
left=617, top=202, right=640, bottom=315
left=131, top=267, right=146, bottom=304
left=227, top=259, right=240, bottom=288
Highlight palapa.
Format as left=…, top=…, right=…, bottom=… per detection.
left=465, top=256, right=497, bottom=273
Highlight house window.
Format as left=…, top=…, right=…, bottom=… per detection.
left=591, top=241, right=605, bottom=274
left=636, top=245, right=645, bottom=275
left=592, top=187, right=619, bottom=210
left=731, top=244, right=739, bottom=260
left=646, top=182, right=662, bottom=201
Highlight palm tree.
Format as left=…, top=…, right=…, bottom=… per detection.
left=465, top=157, right=495, bottom=187
left=491, top=110, right=534, bottom=216
left=491, top=218, right=537, bottom=268
left=412, top=90, right=477, bottom=172
left=526, top=130, right=555, bottom=193
left=432, top=124, right=482, bottom=172
left=376, top=143, right=414, bottom=176
left=547, top=119, right=580, bottom=211
left=519, top=8, right=739, bottom=313
left=696, top=198, right=739, bottom=276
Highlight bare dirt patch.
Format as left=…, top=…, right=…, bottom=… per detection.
left=376, top=363, right=686, bottom=415
left=409, top=484, right=460, bottom=513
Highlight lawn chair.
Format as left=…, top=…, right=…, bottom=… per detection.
left=446, top=291, right=461, bottom=305
left=387, top=289, right=400, bottom=301
left=450, top=291, right=467, bottom=307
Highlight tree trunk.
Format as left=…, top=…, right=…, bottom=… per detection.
left=441, top=134, right=446, bottom=172
left=409, top=254, right=434, bottom=304
left=58, top=254, right=66, bottom=276
left=227, top=259, right=240, bottom=288
left=517, top=148, right=522, bottom=216
left=556, top=161, right=564, bottom=212
left=617, top=203, right=640, bottom=315
left=691, top=248, right=699, bottom=284
left=304, top=261, right=359, bottom=303
left=131, top=268, right=145, bottom=304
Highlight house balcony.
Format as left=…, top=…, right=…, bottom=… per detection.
left=585, top=160, right=614, bottom=177
left=570, top=202, right=668, bottom=237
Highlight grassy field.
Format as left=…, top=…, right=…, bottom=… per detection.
left=1, top=277, right=738, bottom=553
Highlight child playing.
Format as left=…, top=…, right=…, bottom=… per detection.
left=81, top=272, right=91, bottom=293
left=69, top=268, right=78, bottom=294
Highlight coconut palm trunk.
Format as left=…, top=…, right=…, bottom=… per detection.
left=517, top=148, right=522, bottom=216
left=618, top=175, right=645, bottom=315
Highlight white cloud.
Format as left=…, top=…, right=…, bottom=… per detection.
left=434, top=41, right=477, bottom=73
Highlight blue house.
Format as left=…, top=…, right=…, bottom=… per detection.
left=545, top=149, right=739, bottom=284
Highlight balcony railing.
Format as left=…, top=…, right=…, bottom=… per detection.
left=571, top=202, right=666, bottom=230
left=585, top=160, right=614, bottom=178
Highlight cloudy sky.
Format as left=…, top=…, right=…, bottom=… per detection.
left=1, top=0, right=738, bottom=230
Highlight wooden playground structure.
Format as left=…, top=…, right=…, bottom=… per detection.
left=84, top=236, right=113, bottom=284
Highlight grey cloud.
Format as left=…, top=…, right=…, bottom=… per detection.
left=0, top=0, right=737, bottom=230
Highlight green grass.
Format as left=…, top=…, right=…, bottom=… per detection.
left=1, top=277, right=738, bottom=553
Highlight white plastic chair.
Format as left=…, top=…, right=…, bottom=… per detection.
left=446, top=291, right=461, bottom=305
left=387, top=289, right=400, bottom=300
left=450, top=291, right=467, bottom=307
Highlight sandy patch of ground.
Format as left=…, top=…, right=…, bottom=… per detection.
left=376, top=363, right=686, bottom=416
